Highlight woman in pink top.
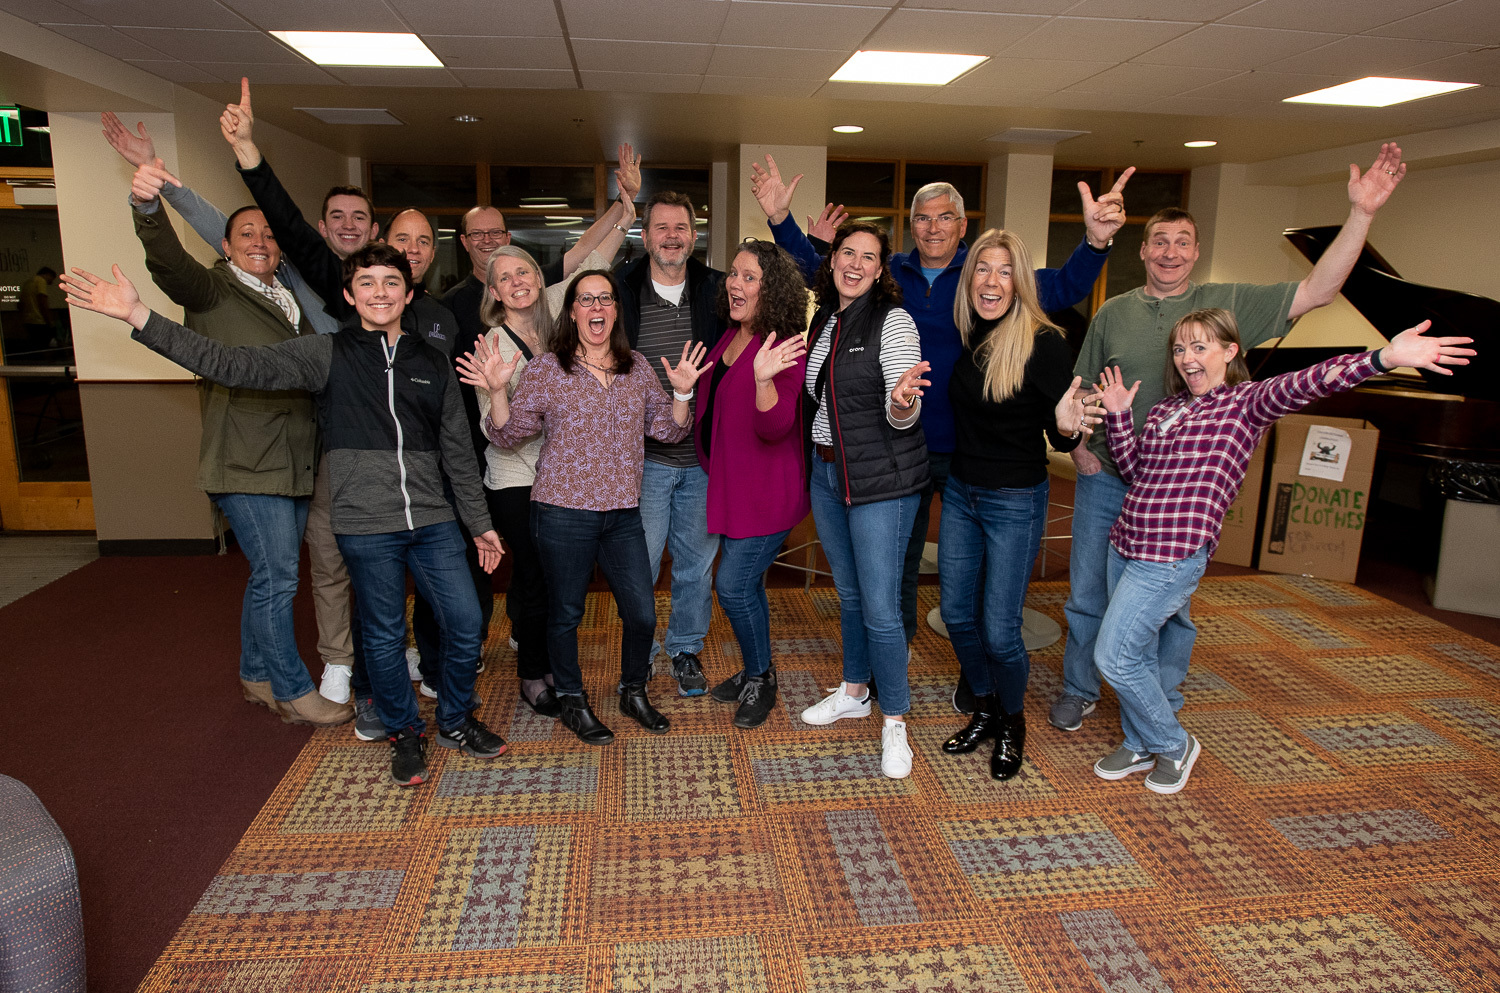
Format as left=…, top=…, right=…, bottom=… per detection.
left=695, top=240, right=811, bottom=728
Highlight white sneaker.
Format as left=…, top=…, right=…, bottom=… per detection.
left=419, top=680, right=438, bottom=699
left=319, top=664, right=352, bottom=704
left=406, top=647, right=422, bottom=681
left=881, top=719, right=913, bottom=779
left=801, top=684, right=872, bottom=726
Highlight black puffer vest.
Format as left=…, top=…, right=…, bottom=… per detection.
left=806, top=293, right=929, bottom=506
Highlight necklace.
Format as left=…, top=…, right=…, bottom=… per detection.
left=575, top=350, right=616, bottom=385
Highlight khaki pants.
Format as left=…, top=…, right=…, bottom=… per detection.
left=305, top=452, right=354, bottom=669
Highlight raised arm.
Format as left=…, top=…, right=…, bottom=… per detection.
left=1289, top=143, right=1405, bottom=320
left=750, top=154, right=826, bottom=283
left=1034, top=169, right=1132, bottom=311
left=1098, top=366, right=1141, bottom=483
left=562, top=144, right=641, bottom=276
left=130, top=163, right=223, bottom=314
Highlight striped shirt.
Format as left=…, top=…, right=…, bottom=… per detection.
left=804, top=306, right=923, bottom=445
left=1107, top=349, right=1381, bottom=563
left=634, top=279, right=698, bottom=467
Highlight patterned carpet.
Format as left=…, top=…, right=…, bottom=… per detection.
left=136, top=577, right=1500, bottom=993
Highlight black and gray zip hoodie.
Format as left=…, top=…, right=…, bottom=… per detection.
left=135, top=311, right=492, bottom=538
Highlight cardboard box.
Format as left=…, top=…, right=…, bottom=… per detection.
left=1212, top=433, right=1269, bottom=568
left=1426, top=499, right=1500, bottom=618
left=1258, top=413, right=1379, bottom=584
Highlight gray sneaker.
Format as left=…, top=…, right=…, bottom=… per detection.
left=1093, top=744, right=1155, bottom=781
left=1144, top=735, right=1202, bottom=795
left=671, top=652, right=709, bottom=697
left=353, top=696, right=384, bottom=742
left=1049, top=693, right=1097, bottom=732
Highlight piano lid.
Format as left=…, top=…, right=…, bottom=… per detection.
left=1284, top=225, right=1493, bottom=402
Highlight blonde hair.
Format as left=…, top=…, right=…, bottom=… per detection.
left=479, top=245, right=552, bottom=344
left=954, top=228, right=1059, bottom=403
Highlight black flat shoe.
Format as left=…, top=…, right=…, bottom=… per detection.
left=990, top=708, right=1026, bottom=781
left=522, top=685, right=561, bottom=719
left=620, top=682, right=670, bottom=734
left=558, top=691, right=614, bottom=746
left=943, top=694, right=999, bottom=754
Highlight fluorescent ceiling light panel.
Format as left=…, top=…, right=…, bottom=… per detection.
left=1284, top=76, right=1476, bottom=107
left=832, top=125, right=864, bottom=133
left=271, top=31, right=442, bottom=68
left=830, top=51, right=986, bottom=86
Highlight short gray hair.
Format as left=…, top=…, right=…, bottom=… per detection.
left=911, top=181, right=964, bottom=218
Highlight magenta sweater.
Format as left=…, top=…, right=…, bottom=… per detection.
left=693, top=329, right=811, bottom=539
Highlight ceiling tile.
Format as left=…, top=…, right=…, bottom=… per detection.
left=58, top=0, right=252, bottom=29
left=719, top=2, right=886, bottom=50
left=322, top=66, right=464, bottom=87
left=1369, top=0, right=1500, bottom=44
left=41, top=23, right=170, bottom=59
left=190, top=61, right=344, bottom=85
left=921, top=86, right=1056, bottom=107
left=1132, top=24, right=1339, bottom=70
left=1140, top=93, right=1265, bottom=117
left=571, top=39, right=714, bottom=74
left=8, top=0, right=93, bottom=21
left=1263, top=35, right=1474, bottom=76
left=770, top=0, right=901, bottom=6
left=115, top=27, right=304, bottom=63
left=1063, top=62, right=1240, bottom=98
left=385, top=0, right=562, bottom=36
left=998, top=17, right=1197, bottom=62
left=123, top=59, right=221, bottom=83
left=1031, top=89, right=1171, bottom=112
left=1064, top=0, right=1250, bottom=20
left=698, top=75, right=822, bottom=97
left=1403, top=49, right=1500, bottom=86
left=941, top=57, right=1116, bottom=93
left=558, top=0, right=730, bottom=44
left=865, top=9, right=1047, bottom=55
left=448, top=67, right=580, bottom=88
left=1182, top=70, right=1347, bottom=100
left=422, top=35, right=573, bottom=70
left=580, top=70, right=703, bottom=93
left=1220, top=0, right=1445, bottom=33
left=904, top=0, right=1073, bottom=12
left=706, top=45, right=850, bottom=80
left=216, top=0, right=409, bottom=32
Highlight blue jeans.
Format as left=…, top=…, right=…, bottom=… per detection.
left=336, top=521, right=482, bottom=736
left=1061, top=469, right=1195, bottom=710
left=640, top=461, right=717, bottom=658
left=809, top=458, right=916, bottom=716
left=937, top=476, right=1047, bottom=714
left=210, top=492, right=313, bottom=702
left=1098, top=545, right=1208, bottom=760
left=531, top=502, right=655, bottom=696
left=901, top=450, right=950, bottom=644
left=716, top=528, right=794, bottom=678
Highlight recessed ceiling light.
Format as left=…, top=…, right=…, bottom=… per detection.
left=451, top=114, right=482, bottom=123
left=832, top=125, right=864, bottom=134
left=270, top=31, right=442, bottom=68
left=1184, top=140, right=1217, bottom=148
left=1284, top=76, right=1477, bottom=107
left=830, top=51, right=987, bottom=86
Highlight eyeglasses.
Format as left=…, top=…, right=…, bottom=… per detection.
left=575, top=292, right=616, bottom=308
left=912, top=213, right=960, bottom=227
left=466, top=228, right=508, bottom=243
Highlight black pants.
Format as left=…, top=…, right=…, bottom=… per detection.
left=486, top=485, right=551, bottom=680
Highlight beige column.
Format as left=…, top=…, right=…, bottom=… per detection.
left=985, top=150, right=1053, bottom=259
left=733, top=144, right=827, bottom=249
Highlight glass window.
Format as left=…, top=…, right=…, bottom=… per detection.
left=1103, top=224, right=1148, bottom=300
left=0, top=108, right=53, bottom=169
left=500, top=215, right=596, bottom=277
left=490, top=165, right=597, bottom=211
left=369, top=164, right=476, bottom=209
left=1050, top=168, right=1101, bottom=215
left=1124, top=171, right=1187, bottom=219
left=426, top=221, right=469, bottom=298
left=827, top=160, right=898, bottom=208
left=904, top=162, right=982, bottom=214
left=614, top=167, right=711, bottom=214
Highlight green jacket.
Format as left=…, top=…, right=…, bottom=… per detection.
left=134, top=206, right=317, bottom=497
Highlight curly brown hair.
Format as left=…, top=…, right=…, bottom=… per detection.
left=813, top=221, right=902, bottom=310
left=716, top=240, right=808, bottom=341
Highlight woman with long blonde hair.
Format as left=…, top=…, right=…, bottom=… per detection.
left=937, top=228, right=1101, bottom=780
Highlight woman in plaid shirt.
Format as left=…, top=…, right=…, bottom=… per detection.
left=1082, top=307, right=1473, bottom=795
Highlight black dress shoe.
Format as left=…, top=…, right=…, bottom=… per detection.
left=990, top=708, right=1026, bottom=781
left=943, top=694, right=999, bottom=754
left=732, top=669, right=778, bottom=729
left=620, top=683, right=670, bottom=734
left=558, top=691, right=614, bottom=746
left=522, top=685, right=562, bottom=719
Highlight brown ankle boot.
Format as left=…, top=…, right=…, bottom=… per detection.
left=277, top=689, right=354, bottom=728
left=240, top=679, right=276, bottom=709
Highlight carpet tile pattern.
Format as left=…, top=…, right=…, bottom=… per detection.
left=136, top=578, right=1500, bottom=992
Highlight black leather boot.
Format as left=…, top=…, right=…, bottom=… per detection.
left=990, top=708, right=1026, bottom=781
left=558, top=691, right=614, bottom=746
left=620, top=683, right=670, bottom=734
left=943, top=694, right=1000, bottom=754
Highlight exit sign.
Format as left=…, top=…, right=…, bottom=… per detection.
left=0, top=108, right=20, bottom=147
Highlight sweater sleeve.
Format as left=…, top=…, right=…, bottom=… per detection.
left=767, top=214, right=823, bottom=286
left=1036, top=238, right=1108, bottom=312
left=237, top=156, right=349, bottom=320
left=879, top=308, right=924, bottom=430
left=751, top=354, right=806, bottom=443
left=643, top=361, right=691, bottom=443
left=134, top=310, right=332, bottom=391
left=134, top=206, right=223, bottom=313
left=487, top=358, right=550, bottom=449
left=159, top=182, right=229, bottom=252
left=1241, top=349, right=1381, bottom=429
left=1105, top=408, right=1139, bottom=483
left=438, top=369, right=494, bottom=536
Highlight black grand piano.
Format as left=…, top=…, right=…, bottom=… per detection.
left=1251, top=226, right=1499, bottom=561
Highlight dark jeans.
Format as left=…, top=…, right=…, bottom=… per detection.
left=336, top=521, right=482, bottom=735
left=715, top=527, right=794, bottom=677
left=487, top=485, right=551, bottom=680
left=901, top=450, right=952, bottom=645
left=531, top=502, right=655, bottom=696
left=410, top=514, right=493, bottom=683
